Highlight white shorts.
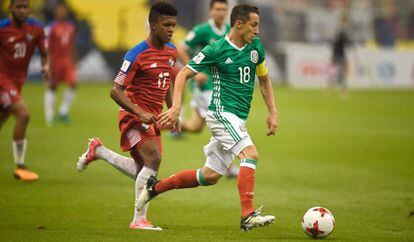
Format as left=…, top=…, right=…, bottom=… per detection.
left=190, top=90, right=212, bottom=119
left=203, top=111, right=254, bottom=175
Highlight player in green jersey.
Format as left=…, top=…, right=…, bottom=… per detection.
left=177, top=0, right=239, bottom=178
left=177, top=0, right=229, bottom=133
left=138, top=4, right=278, bottom=231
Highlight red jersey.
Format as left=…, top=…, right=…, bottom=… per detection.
left=47, top=20, right=75, bottom=64
left=0, top=18, right=46, bottom=89
left=114, top=40, right=177, bottom=116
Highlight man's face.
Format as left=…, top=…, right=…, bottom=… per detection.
left=9, top=0, right=30, bottom=24
left=152, top=15, right=176, bottom=44
left=210, top=2, right=228, bottom=25
left=239, top=13, right=259, bottom=44
left=54, top=4, right=69, bottom=21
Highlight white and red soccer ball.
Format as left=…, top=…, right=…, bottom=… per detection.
left=301, top=207, right=335, bottom=239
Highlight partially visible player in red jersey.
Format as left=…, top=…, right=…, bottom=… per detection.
left=76, top=2, right=178, bottom=230
left=0, top=0, right=48, bottom=181
left=44, top=2, right=77, bottom=125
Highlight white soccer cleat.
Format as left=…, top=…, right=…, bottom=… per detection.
left=240, top=205, right=276, bottom=231
left=136, top=175, right=159, bottom=211
left=130, top=219, right=162, bottom=231
left=77, top=138, right=103, bottom=172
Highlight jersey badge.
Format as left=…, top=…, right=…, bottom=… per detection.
left=150, top=62, right=157, bottom=68
left=250, top=50, right=259, bottom=64
left=193, top=52, right=205, bottom=64
left=8, top=37, right=15, bottom=43
left=26, top=34, right=33, bottom=41
left=168, top=58, right=175, bottom=67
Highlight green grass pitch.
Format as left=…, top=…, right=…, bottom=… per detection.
left=0, top=83, right=413, bottom=241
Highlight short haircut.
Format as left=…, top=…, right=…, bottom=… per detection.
left=230, top=4, right=259, bottom=27
left=210, top=0, right=227, bottom=9
left=10, top=0, right=29, bottom=6
left=148, top=1, right=177, bottom=23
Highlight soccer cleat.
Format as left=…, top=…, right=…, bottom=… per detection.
left=136, top=175, right=159, bottom=211
left=13, top=165, right=39, bottom=181
left=240, top=206, right=276, bottom=231
left=77, top=138, right=103, bottom=172
left=130, top=219, right=162, bottom=231
left=58, top=114, right=70, bottom=125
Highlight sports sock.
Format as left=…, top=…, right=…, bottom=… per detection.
left=154, top=169, right=201, bottom=194
left=133, top=166, right=157, bottom=222
left=13, top=139, right=27, bottom=167
left=95, top=146, right=137, bottom=179
left=44, top=89, right=56, bottom=123
left=238, top=158, right=257, bottom=218
left=59, top=88, right=76, bottom=116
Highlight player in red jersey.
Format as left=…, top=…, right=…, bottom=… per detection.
left=44, top=2, right=77, bottom=125
left=0, top=0, right=48, bottom=181
left=77, top=2, right=178, bottom=230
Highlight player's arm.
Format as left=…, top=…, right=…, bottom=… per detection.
left=158, top=67, right=196, bottom=129
left=110, top=83, right=156, bottom=124
left=37, top=27, right=49, bottom=80
left=257, top=61, right=278, bottom=136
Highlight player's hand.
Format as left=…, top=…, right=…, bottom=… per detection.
left=170, top=117, right=182, bottom=134
left=41, top=65, right=49, bottom=80
left=266, top=112, right=278, bottom=136
left=158, top=106, right=180, bottom=129
left=139, top=111, right=157, bottom=125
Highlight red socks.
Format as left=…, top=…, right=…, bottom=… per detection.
left=154, top=169, right=199, bottom=194
left=238, top=158, right=258, bottom=218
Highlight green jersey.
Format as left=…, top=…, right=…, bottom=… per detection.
left=184, top=19, right=230, bottom=91
left=188, top=36, right=266, bottom=120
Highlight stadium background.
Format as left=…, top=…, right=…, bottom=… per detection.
left=0, top=0, right=413, bottom=241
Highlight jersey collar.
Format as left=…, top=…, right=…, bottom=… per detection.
left=225, top=34, right=246, bottom=51
left=208, top=18, right=227, bottom=36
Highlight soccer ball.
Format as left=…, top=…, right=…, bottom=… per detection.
left=301, top=207, right=335, bottom=239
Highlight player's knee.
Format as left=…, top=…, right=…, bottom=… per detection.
left=16, top=110, right=30, bottom=124
left=239, top=146, right=259, bottom=161
left=201, top=169, right=221, bottom=185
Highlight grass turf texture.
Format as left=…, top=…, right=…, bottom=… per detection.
left=0, top=83, right=413, bottom=241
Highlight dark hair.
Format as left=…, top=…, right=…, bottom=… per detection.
left=210, top=0, right=227, bottom=9
left=148, top=1, right=177, bottom=23
left=10, top=0, right=29, bottom=6
left=230, top=4, right=259, bottom=27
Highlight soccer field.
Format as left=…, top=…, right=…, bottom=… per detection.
left=0, top=83, right=413, bottom=241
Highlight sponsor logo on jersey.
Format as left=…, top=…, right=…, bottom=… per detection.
left=168, top=58, right=175, bottom=67
left=224, top=58, right=233, bottom=64
left=26, top=34, right=33, bottom=41
left=250, top=50, right=259, bottom=64
left=150, top=62, right=157, bottom=68
left=8, top=37, right=15, bottom=43
left=120, top=60, right=131, bottom=72
left=193, top=52, right=205, bottom=64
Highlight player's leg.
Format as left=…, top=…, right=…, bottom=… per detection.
left=237, top=145, right=275, bottom=231
left=131, top=138, right=163, bottom=230
left=181, top=108, right=205, bottom=133
left=9, top=100, right=38, bottom=181
left=135, top=138, right=229, bottom=211
left=77, top=137, right=139, bottom=179
left=44, top=80, right=58, bottom=126
left=59, top=65, right=77, bottom=123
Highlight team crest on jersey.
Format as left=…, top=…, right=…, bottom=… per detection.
left=26, top=34, right=33, bottom=41
left=250, top=50, right=259, bottom=64
left=8, top=37, right=15, bottom=43
left=168, top=58, right=175, bottom=67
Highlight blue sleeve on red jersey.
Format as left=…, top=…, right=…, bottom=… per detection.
left=166, top=42, right=176, bottom=49
left=0, top=18, right=12, bottom=30
left=26, top=18, right=44, bottom=27
left=124, top=41, right=150, bottom=63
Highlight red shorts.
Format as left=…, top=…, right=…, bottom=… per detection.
left=0, top=81, right=22, bottom=113
left=118, top=110, right=162, bottom=153
left=50, top=60, right=77, bottom=86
